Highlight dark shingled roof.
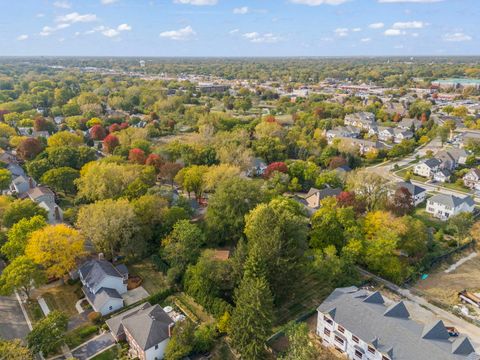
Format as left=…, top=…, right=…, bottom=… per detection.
left=79, top=259, right=125, bottom=289
left=317, top=287, right=479, bottom=360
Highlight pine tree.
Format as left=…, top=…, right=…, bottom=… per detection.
left=229, top=275, right=274, bottom=360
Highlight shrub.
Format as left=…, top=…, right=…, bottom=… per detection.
left=87, top=312, right=102, bottom=324
left=151, top=254, right=169, bottom=274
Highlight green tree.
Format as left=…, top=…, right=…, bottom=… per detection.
left=280, top=322, right=317, bottom=360
left=0, top=256, right=45, bottom=300
left=174, top=165, right=208, bottom=200
left=165, top=320, right=195, bottom=360
left=229, top=275, right=274, bottom=360
left=27, top=311, right=68, bottom=356
left=244, top=198, right=308, bottom=300
left=1, top=215, right=47, bottom=260
left=162, top=220, right=204, bottom=278
left=0, top=168, right=12, bottom=190
left=0, top=339, right=33, bottom=360
left=205, top=178, right=265, bottom=244
left=41, top=167, right=79, bottom=194
left=346, top=170, right=388, bottom=211
left=3, top=199, right=48, bottom=228
left=448, top=212, right=474, bottom=246
left=76, top=198, right=142, bottom=258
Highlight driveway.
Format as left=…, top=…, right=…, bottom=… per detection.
left=122, top=286, right=149, bottom=305
left=0, top=294, right=30, bottom=341
left=53, top=332, right=115, bottom=360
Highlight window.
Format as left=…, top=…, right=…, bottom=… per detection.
left=323, top=315, right=333, bottom=325
left=352, top=335, right=359, bottom=343
left=368, top=346, right=375, bottom=355
left=382, top=356, right=390, bottom=360
left=109, top=306, right=113, bottom=310
left=355, top=350, right=363, bottom=359
left=337, top=325, right=345, bottom=333
left=155, top=345, right=159, bottom=350
left=324, top=328, right=330, bottom=336
left=334, top=335, right=344, bottom=345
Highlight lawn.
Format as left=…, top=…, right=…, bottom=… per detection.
left=40, top=282, right=83, bottom=317
left=412, top=208, right=447, bottom=231
left=25, top=300, right=44, bottom=324
left=90, top=344, right=123, bottom=360
left=129, top=260, right=169, bottom=294
left=65, top=324, right=99, bottom=349
left=395, top=167, right=427, bottom=183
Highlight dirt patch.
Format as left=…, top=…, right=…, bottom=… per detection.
left=414, top=251, right=480, bottom=305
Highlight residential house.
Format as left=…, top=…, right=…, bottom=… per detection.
left=246, top=158, right=268, bottom=177
left=106, top=302, right=175, bottom=360
left=317, top=286, right=479, bottom=360
left=433, top=169, right=452, bottom=183
left=344, top=112, right=376, bottom=131
left=6, top=163, right=25, bottom=178
left=397, top=118, right=422, bottom=131
left=463, top=168, right=480, bottom=190
left=369, top=126, right=394, bottom=142
left=26, top=186, right=63, bottom=223
left=413, top=158, right=441, bottom=178
left=326, top=126, right=361, bottom=144
left=395, top=181, right=427, bottom=206
left=384, top=102, right=407, bottom=117
left=338, top=137, right=387, bottom=155
left=79, top=259, right=129, bottom=316
left=393, top=129, right=414, bottom=143
left=305, top=187, right=342, bottom=209
left=426, top=194, right=475, bottom=220
left=10, top=175, right=36, bottom=196
left=436, top=151, right=457, bottom=171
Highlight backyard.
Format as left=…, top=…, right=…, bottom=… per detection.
left=37, top=282, right=83, bottom=317
left=129, top=260, right=169, bottom=294
left=414, top=250, right=480, bottom=306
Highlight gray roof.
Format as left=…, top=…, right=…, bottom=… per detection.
left=79, top=259, right=126, bottom=289
left=422, top=158, right=442, bottom=168
left=83, top=286, right=122, bottom=310
left=396, top=181, right=426, bottom=196
left=7, top=163, right=25, bottom=177
left=106, top=302, right=152, bottom=337
left=428, top=194, right=474, bottom=208
left=122, top=304, right=174, bottom=350
left=318, top=287, right=479, bottom=360
left=306, top=187, right=342, bottom=200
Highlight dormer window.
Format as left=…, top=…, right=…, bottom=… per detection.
left=368, top=346, right=375, bottom=354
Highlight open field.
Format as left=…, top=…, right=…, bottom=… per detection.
left=414, top=250, right=480, bottom=305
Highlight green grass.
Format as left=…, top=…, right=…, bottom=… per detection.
left=395, top=168, right=427, bottom=183
left=439, top=181, right=471, bottom=194
left=65, top=324, right=99, bottom=349
left=129, top=259, right=169, bottom=294
left=412, top=208, right=447, bottom=231
left=90, top=345, right=121, bottom=360
left=25, top=300, right=44, bottom=324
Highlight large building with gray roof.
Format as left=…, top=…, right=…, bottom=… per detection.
left=317, top=287, right=479, bottom=360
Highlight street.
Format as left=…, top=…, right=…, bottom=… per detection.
left=0, top=294, right=30, bottom=341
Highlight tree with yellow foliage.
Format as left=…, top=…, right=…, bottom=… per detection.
left=47, top=131, right=84, bottom=148
left=25, top=224, right=86, bottom=278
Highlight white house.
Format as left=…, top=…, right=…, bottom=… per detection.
left=344, top=112, right=376, bottom=130
left=106, top=302, right=175, bottom=360
left=433, top=169, right=452, bottom=183
left=317, top=286, right=478, bottom=360
left=413, top=158, right=441, bottom=178
left=463, top=168, right=480, bottom=190
left=10, top=175, right=36, bottom=195
left=426, top=194, right=475, bottom=220
left=395, top=181, right=427, bottom=206
left=79, top=259, right=128, bottom=315
left=393, top=129, right=414, bottom=143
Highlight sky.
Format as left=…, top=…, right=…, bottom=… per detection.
left=1, top=0, right=479, bottom=57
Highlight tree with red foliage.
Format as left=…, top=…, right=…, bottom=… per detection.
left=336, top=191, right=366, bottom=215
left=120, top=122, right=129, bottom=130
left=103, top=134, right=119, bottom=154
left=17, top=138, right=44, bottom=160
left=264, top=162, right=288, bottom=179
left=388, top=186, right=414, bottom=216
left=264, top=115, right=276, bottom=123
left=108, top=123, right=121, bottom=133
left=145, top=153, right=164, bottom=173
left=90, top=125, right=106, bottom=141
left=33, top=117, right=48, bottom=131
left=328, top=156, right=347, bottom=170
left=129, top=148, right=146, bottom=164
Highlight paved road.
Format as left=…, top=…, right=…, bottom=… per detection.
left=0, top=294, right=30, bottom=340
left=52, top=332, right=115, bottom=360
left=357, top=267, right=480, bottom=350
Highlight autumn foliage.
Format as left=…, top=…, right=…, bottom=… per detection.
left=264, top=162, right=288, bottom=178
left=90, top=125, right=106, bottom=141
left=145, top=153, right=164, bottom=172
left=17, top=138, right=44, bottom=160
left=129, top=148, right=146, bottom=164
left=103, top=134, right=119, bottom=153
left=109, top=123, right=121, bottom=133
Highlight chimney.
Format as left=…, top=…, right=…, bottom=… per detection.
left=168, top=323, right=174, bottom=338
left=54, top=206, right=61, bottom=221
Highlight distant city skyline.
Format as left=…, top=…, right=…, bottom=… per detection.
left=2, top=0, right=478, bottom=57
